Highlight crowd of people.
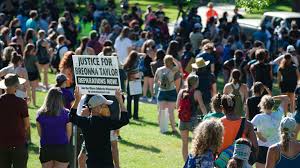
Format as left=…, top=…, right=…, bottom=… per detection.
left=1, top=0, right=300, bottom=168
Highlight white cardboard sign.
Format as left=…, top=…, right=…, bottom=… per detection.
left=72, top=55, right=121, bottom=95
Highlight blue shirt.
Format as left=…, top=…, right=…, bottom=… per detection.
left=26, top=18, right=37, bottom=31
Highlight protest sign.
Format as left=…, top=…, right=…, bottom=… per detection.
left=72, top=55, right=121, bottom=95
left=129, top=80, right=142, bottom=95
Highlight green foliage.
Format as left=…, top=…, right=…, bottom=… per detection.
left=235, top=0, right=276, bottom=12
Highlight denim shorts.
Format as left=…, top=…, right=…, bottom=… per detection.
left=158, top=89, right=177, bottom=102
left=179, top=117, right=199, bottom=131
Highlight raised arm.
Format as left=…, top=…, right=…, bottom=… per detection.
left=69, top=87, right=89, bottom=128
left=107, top=89, right=129, bottom=130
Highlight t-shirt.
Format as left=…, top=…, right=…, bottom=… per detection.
left=25, top=18, right=37, bottom=31
left=69, top=108, right=129, bottom=167
left=24, top=55, right=38, bottom=73
left=114, top=37, right=132, bottom=65
left=251, top=106, right=284, bottom=147
left=156, top=66, right=177, bottom=91
left=203, top=112, right=224, bottom=120
left=0, top=94, right=29, bottom=147
left=61, top=88, right=75, bottom=109
left=36, top=109, right=70, bottom=146
left=36, top=39, right=50, bottom=64
left=56, top=45, right=68, bottom=60
left=184, top=150, right=215, bottom=168
left=247, top=96, right=262, bottom=121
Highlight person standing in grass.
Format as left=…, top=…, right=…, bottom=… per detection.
left=36, top=87, right=72, bottom=168
left=177, top=74, right=207, bottom=161
left=154, top=55, right=180, bottom=133
left=202, top=93, right=224, bottom=120
left=24, top=43, right=40, bottom=107
left=184, top=119, right=224, bottom=168
left=0, top=73, right=29, bottom=168
left=251, top=95, right=290, bottom=168
left=124, top=51, right=142, bottom=120
left=266, top=117, right=300, bottom=168
left=69, top=88, right=129, bottom=168
left=55, top=73, right=74, bottom=109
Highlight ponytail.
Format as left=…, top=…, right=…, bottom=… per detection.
left=282, top=129, right=290, bottom=152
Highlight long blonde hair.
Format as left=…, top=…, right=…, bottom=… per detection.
left=38, top=87, right=65, bottom=116
left=191, top=119, right=224, bottom=156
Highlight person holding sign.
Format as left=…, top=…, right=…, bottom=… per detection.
left=124, top=51, right=143, bottom=120
left=69, top=87, right=129, bottom=168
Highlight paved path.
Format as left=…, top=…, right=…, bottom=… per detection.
left=168, top=3, right=246, bottom=34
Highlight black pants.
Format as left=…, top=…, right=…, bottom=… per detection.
left=127, top=94, right=140, bottom=119
left=0, top=145, right=28, bottom=168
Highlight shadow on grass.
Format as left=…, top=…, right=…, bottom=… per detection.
left=119, top=139, right=161, bottom=153
left=30, top=122, right=36, bottom=128
left=138, top=118, right=159, bottom=127
left=28, top=143, right=39, bottom=154
left=162, top=131, right=181, bottom=139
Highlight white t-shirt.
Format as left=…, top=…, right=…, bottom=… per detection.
left=251, top=106, right=284, bottom=147
left=56, top=45, right=68, bottom=60
left=114, top=37, right=132, bottom=65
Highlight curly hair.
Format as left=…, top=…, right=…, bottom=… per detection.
left=59, top=51, right=75, bottom=72
left=211, top=93, right=222, bottom=112
left=191, top=119, right=224, bottom=156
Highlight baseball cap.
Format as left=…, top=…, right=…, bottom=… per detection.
left=88, top=95, right=113, bottom=108
left=0, top=73, right=26, bottom=89
left=194, top=23, right=201, bottom=29
left=287, top=45, right=296, bottom=53
left=56, top=73, right=67, bottom=85
left=280, top=117, right=296, bottom=135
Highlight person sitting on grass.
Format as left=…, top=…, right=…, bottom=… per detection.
left=69, top=87, right=129, bottom=168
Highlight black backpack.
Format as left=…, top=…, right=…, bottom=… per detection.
left=51, top=45, right=66, bottom=71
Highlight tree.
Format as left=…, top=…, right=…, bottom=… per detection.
left=235, top=0, right=300, bottom=12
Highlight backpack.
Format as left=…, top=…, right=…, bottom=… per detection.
left=231, top=84, right=244, bottom=117
left=160, top=70, right=172, bottom=90
left=178, top=89, right=194, bottom=122
left=51, top=45, right=66, bottom=71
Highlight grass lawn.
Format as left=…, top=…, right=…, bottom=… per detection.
left=27, top=71, right=299, bottom=168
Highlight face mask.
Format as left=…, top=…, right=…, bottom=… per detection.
left=100, top=105, right=110, bottom=117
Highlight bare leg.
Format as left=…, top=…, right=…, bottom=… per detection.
left=42, top=161, right=54, bottom=168
left=53, top=161, right=69, bottom=168
left=78, top=150, right=87, bottom=168
left=143, top=77, right=149, bottom=97
left=30, top=80, right=38, bottom=107
left=167, top=102, right=177, bottom=132
left=43, top=64, right=49, bottom=89
left=287, top=92, right=295, bottom=113
left=148, top=77, right=154, bottom=97
left=180, top=130, right=189, bottom=161
left=255, top=163, right=265, bottom=168
left=111, top=141, right=120, bottom=168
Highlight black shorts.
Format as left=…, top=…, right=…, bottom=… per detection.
left=256, top=146, right=269, bottom=164
left=39, top=144, right=71, bottom=163
left=28, top=71, right=40, bottom=81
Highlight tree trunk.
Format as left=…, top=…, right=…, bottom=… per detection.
left=292, top=0, right=300, bottom=12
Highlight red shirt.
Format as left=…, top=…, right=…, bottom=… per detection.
left=0, top=94, right=28, bottom=147
left=206, top=8, right=218, bottom=21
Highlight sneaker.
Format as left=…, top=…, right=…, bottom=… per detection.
left=151, top=97, right=157, bottom=104
left=139, top=96, right=147, bottom=102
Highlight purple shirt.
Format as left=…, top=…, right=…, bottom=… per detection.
left=36, top=109, right=70, bottom=146
left=62, top=88, right=75, bottom=109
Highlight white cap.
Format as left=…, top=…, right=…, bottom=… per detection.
left=88, top=95, right=113, bottom=108
left=287, top=45, right=296, bottom=53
